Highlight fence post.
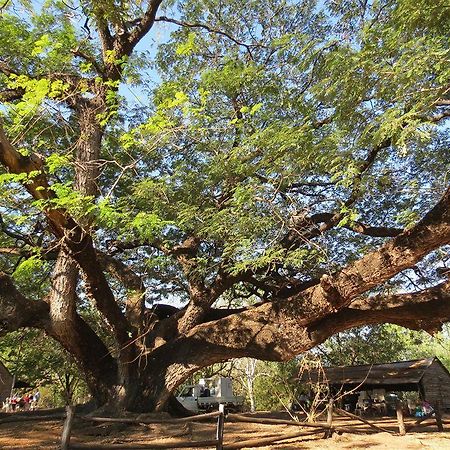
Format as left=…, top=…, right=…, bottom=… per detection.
left=216, top=404, right=225, bottom=450
left=61, top=404, right=75, bottom=450
left=435, top=401, right=444, bottom=432
left=396, top=401, right=406, bottom=436
left=323, top=398, right=334, bottom=438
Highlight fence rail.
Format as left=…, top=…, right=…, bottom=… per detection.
left=1, top=400, right=447, bottom=449
left=53, top=401, right=450, bottom=449
left=61, top=404, right=225, bottom=450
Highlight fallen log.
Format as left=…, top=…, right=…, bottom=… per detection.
left=0, top=406, right=66, bottom=418
left=335, top=407, right=394, bottom=434
left=223, top=428, right=323, bottom=450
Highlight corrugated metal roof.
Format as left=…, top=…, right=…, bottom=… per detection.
left=299, top=357, right=436, bottom=387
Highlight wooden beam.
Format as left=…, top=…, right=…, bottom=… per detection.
left=227, top=413, right=330, bottom=428
left=61, top=405, right=75, bottom=450
left=324, top=398, right=334, bottom=438
left=226, top=413, right=370, bottom=435
left=216, top=404, right=225, bottom=450
left=396, top=402, right=406, bottom=436
left=69, top=440, right=219, bottom=449
left=0, top=413, right=65, bottom=424
left=81, top=410, right=220, bottom=425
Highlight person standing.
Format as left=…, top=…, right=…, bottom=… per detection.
left=31, top=390, right=40, bottom=410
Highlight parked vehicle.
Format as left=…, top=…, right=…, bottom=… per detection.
left=176, top=377, right=244, bottom=412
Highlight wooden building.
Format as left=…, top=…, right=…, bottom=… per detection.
left=0, top=360, right=13, bottom=402
left=299, top=357, right=450, bottom=410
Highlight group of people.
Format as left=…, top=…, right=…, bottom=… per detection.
left=2, top=391, right=40, bottom=412
left=414, top=400, right=434, bottom=417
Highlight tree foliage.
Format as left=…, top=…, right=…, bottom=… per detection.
left=0, top=0, right=449, bottom=412
left=318, top=323, right=450, bottom=368
left=0, top=329, right=89, bottom=406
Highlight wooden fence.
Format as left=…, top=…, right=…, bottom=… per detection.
left=60, top=404, right=330, bottom=450
left=0, top=400, right=447, bottom=450
left=61, top=405, right=226, bottom=450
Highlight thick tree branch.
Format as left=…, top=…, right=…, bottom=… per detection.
left=0, top=60, right=19, bottom=77
left=284, top=212, right=403, bottom=249
left=0, top=121, right=132, bottom=348
left=0, top=87, right=25, bottom=102
left=90, top=6, right=114, bottom=57
left=426, top=110, right=450, bottom=123
left=182, top=186, right=449, bottom=359
left=124, top=0, right=163, bottom=55
left=97, top=252, right=145, bottom=329
left=0, top=270, right=119, bottom=398
left=311, top=212, right=403, bottom=237
left=1, top=59, right=96, bottom=109
left=350, top=280, right=450, bottom=310
left=0, top=214, right=36, bottom=246
left=144, top=279, right=450, bottom=409
left=282, top=141, right=391, bottom=249
left=71, top=48, right=105, bottom=76
left=0, top=272, right=50, bottom=332
left=309, top=280, right=450, bottom=342
left=64, top=230, right=132, bottom=346
left=0, top=122, right=68, bottom=236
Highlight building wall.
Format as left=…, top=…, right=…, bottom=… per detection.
left=421, top=360, right=450, bottom=410
left=0, top=362, right=13, bottom=402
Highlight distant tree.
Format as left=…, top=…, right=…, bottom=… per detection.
left=317, top=325, right=417, bottom=366
left=234, top=358, right=259, bottom=413
left=318, top=324, right=450, bottom=367
left=251, top=360, right=298, bottom=412
left=0, top=0, right=449, bottom=413
left=0, top=329, right=89, bottom=405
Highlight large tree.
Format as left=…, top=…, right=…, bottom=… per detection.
left=0, top=0, right=449, bottom=412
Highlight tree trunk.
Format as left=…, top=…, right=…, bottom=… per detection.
left=74, top=101, right=104, bottom=197
left=244, top=358, right=257, bottom=413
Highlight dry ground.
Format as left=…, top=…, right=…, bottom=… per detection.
left=1, top=411, right=450, bottom=449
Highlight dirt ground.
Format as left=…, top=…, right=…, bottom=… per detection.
left=1, top=411, right=450, bottom=449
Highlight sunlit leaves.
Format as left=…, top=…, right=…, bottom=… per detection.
left=129, top=211, right=168, bottom=241
left=0, top=0, right=448, bottom=309
left=175, top=32, right=198, bottom=56
left=13, top=255, right=48, bottom=286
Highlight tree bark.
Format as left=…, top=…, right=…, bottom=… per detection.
left=130, top=278, right=450, bottom=409
left=47, top=251, right=119, bottom=403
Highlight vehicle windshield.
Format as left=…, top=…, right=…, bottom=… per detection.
left=179, top=387, right=194, bottom=397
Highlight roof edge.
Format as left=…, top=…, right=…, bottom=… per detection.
left=320, top=357, right=435, bottom=371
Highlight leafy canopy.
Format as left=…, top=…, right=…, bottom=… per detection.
left=0, top=0, right=448, bottom=322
